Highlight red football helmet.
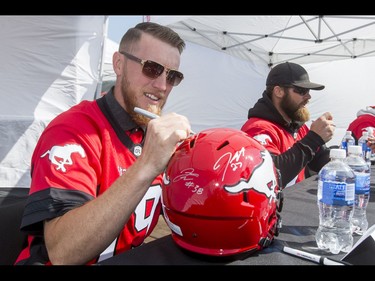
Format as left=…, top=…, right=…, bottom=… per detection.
left=161, top=128, right=283, bottom=257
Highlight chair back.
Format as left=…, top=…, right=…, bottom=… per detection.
left=0, top=188, right=28, bottom=265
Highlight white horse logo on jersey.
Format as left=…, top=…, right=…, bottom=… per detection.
left=224, top=150, right=277, bottom=200
left=253, top=134, right=272, bottom=145
left=41, top=144, right=86, bottom=172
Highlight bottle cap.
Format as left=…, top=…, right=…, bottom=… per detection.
left=348, top=145, right=362, bottom=154
left=330, top=148, right=346, bottom=159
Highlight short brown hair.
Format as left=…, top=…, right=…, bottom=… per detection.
left=119, top=22, right=185, bottom=54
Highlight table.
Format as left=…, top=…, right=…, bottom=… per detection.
left=98, top=166, right=375, bottom=266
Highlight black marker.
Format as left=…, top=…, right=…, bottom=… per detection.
left=283, top=246, right=350, bottom=265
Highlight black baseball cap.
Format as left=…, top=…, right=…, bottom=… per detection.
left=266, top=62, right=325, bottom=90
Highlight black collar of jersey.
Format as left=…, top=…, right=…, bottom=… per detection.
left=103, top=87, right=138, bottom=132
left=96, top=88, right=144, bottom=157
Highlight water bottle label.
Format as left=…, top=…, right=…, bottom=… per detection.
left=319, top=180, right=355, bottom=206
left=355, top=173, right=371, bottom=195
left=341, top=141, right=348, bottom=151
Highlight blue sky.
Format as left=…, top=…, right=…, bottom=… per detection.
left=107, top=16, right=144, bottom=43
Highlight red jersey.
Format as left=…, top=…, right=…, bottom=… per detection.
left=241, top=91, right=329, bottom=188
left=241, top=117, right=309, bottom=186
left=15, top=90, right=162, bottom=264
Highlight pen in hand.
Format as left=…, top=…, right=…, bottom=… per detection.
left=134, top=107, right=160, bottom=120
left=134, top=107, right=195, bottom=135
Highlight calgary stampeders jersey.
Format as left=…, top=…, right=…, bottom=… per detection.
left=241, top=117, right=309, bottom=186
left=15, top=90, right=162, bottom=265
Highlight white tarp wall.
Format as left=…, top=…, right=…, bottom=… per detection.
left=102, top=38, right=119, bottom=84
left=0, top=16, right=107, bottom=188
left=302, top=57, right=375, bottom=147
left=163, top=42, right=375, bottom=149
left=163, top=41, right=269, bottom=131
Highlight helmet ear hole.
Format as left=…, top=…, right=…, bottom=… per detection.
left=217, top=140, right=229, bottom=150
left=162, top=128, right=282, bottom=257
left=189, top=137, right=196, bottom=148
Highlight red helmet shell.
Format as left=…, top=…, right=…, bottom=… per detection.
left=161, top=128, right=281, bottom=256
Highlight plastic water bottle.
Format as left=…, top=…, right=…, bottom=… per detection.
left=315, top=148, right=355, bottom=254
left=344, top=145, right=370, bottom=235
left=366, top=127, right=375, bottom=165
left=358, top=131, right=372, bottom=167
left=340, top=131, right=355, bottom=155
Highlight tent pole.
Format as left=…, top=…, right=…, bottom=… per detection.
left=95, top=16, right=109, bottom=100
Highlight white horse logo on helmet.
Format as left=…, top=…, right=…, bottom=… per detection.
left=41, top=144, right=86, bottom=172
left=224, top=150, right=277, bottom=200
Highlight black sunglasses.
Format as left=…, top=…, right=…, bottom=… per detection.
left=281, top=85, right=309, bottom=96
left=120, top=51, right=184, bottom=87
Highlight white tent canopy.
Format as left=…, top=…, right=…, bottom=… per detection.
left=151, top=15, right=375, bottom=66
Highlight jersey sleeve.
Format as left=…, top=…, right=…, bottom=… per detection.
left=241, top=119, right=283, bottom=155
left=21, top=119, right=102, bottom=233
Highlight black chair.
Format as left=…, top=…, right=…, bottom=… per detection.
left=0, top=188, right=29, bottom=265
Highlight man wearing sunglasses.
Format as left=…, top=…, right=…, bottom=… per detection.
left=241, top=62, right=336, bottom=188
left=15, top=22, right=191, bottom=265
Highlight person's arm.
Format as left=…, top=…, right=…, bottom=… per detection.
left=275, top=113, right=334, bottom=187
left=271, top=130, right=326, bottom=186
left=44, top=113, right=192, bottom=265
left=247, top=112, right=334, bottom=188
left=307, top=144, right=331, bottom=173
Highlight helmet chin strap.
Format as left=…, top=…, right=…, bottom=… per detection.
left=259, top=190, right=283, bottom=249
left=260, top=212, right=282, bottom=249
